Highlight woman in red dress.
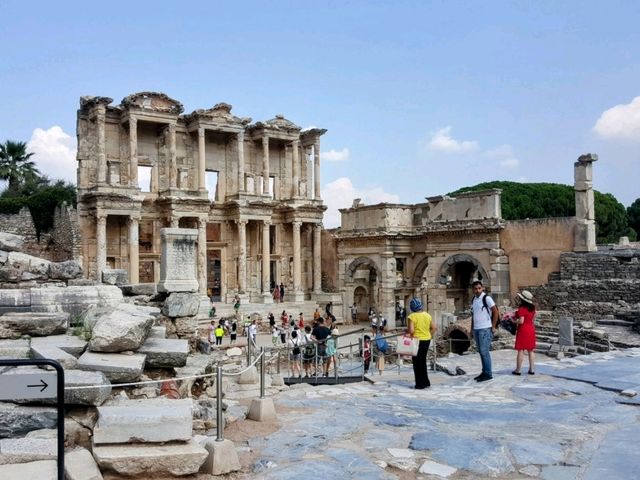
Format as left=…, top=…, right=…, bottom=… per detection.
left=512, top=290, right=537, bottom=375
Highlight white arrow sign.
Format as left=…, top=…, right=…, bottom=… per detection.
left=0, top=372, right=58, bottom=400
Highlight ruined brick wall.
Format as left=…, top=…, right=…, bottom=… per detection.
left=321, top=228, right=339, bottom=292
left=559, top=251, right=640, bottom=281
left=0, top=207, right=53, bottom=258
left=532, top=280, right=640, bottom=310
left=50, top=203, right=81, bottom=262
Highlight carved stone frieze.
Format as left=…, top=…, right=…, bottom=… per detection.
left=121, top=92, right=184, bottom=114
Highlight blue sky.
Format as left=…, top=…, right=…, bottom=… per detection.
left=1, top=0, right=638, bottom=226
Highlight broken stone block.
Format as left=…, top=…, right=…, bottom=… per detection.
left=0, top=232, right=24, bottom=252
left=163, top=292, right=201, bottom=318
left=89, top=303, right=157, bottom=352
left=64, top=447, right=103, bottom=480
left=419, top=460, right=457, bottom=477
left=0, top=437, right=57, bottom=465
left=77, top=351, right=146, bottom=383
left=0, top=339, right=30, bottom=359
left=148, top=326, right=166, bottom=338
left=30, top=342, right=78, bottom=369
left=174, top=316, right=198, bottom=338
left=0, top=403, right=57, bottom=439
left=226, top=347, right=242, bottom=357
left=63, top=370, right=112, bottom=406
left=29, top=285, right=123, bottom=317
left=0, top=312, right=69, bottom=339
left=92, top=441, right=208, bottom=477
left=7, top=252, right=50, bottom=275
left=101, top=269, right=128, bottom=285
left=31, top=334, right=87, bottom=356
left=137, top=337, right=189, bottom=368
left=94, top=398, right=193, bottom=444
left=48, top=260, right=83, bottom=280
left=120, top=283, right=157, bottom=296
left=0, top=459, right=56, bottom=479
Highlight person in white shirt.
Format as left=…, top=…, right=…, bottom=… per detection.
left=470, top=280, right=499, bottom=382
left=248, top=319, right=257, bottom=347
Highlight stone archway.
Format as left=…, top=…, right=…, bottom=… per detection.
left=438, top=254, right=489, bottom=313
left=346, top=256, right=380, bottom=281
left=353, top=286, right=369, bottom=322
left=346, top=256, right=380, bottom=317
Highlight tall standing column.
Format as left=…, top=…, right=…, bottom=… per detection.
left=96, top=105, right=107, bottom=184
left=574, top=153, right=598, bottom=252
left=129, top=117, right=138, bottom=187
left=237, top=131, right=245, bottom=192
left=128, top=216, right=139, bottom=284
left=198, top=127, right=206, bottom=190
left=237, top=220, right=247, bottom=293
left=169, top=123, right=177, bottom=188
left=313, top=223, right=322, bottom=294
left=96, top=214, right=107, bottom=282
left=313, top=138, right=321, bottom=200
left=262, top=135, right=270, bottom=196
left=292, top=221, right=302, bottom=299
left=292, top=140, right=300, bottom=197
left=197, top=218, right=207, bottom=294
left=262, top=220, right=272, bottom=300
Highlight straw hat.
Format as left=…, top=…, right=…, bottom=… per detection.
left=517, top=290, right=534, bottom=304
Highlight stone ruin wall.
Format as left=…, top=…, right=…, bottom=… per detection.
left=0, top=208, right=51, bottom=258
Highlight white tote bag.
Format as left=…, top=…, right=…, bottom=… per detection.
left=396, top=335, right=419, bottom=356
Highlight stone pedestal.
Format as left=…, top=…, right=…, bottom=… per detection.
left=201, top=439, right=241, bottom=475
left=247, top=397, right=276, bottom=422
left=158, top=228, right=199, bottom=293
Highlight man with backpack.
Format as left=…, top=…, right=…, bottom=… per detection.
left=470, top=280, right=500, bottom=382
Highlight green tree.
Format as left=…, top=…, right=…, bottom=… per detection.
left=627, top=198, right=640, bottom=240
left=449, top=181, right=636, bottom=243
left=0, top=141, right=40, bottom=192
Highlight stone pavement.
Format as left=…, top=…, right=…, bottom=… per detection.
left=241, top=348, right=640, bottom=479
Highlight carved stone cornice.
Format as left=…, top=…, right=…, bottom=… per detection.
left=79, top=96, right=113, bottom=113
left=249, top=114, right=301, bottom=134
left=185, top=102, right=251, bottom=127
left=120, top=92, right=184, bottom=115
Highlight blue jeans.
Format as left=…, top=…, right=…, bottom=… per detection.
left=473, top=328, right=493, bottom=378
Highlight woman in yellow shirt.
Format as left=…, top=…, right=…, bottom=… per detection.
left=407, top=298, right=437, bottom=389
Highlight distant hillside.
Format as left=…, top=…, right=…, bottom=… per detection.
left=449, top=181, right=636, bottom=243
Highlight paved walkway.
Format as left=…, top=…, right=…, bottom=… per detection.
left=241, top=348, right=640, bottom=479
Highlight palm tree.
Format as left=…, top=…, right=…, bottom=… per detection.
left=0, top=140, right=40, bottom=192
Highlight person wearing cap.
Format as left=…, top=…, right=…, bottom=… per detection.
left=511, top=290, right=537, bottom=375
left=407, top=297, right=436, bottom=389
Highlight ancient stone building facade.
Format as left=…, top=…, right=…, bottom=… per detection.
left=76, top=92, right=326, bottom=302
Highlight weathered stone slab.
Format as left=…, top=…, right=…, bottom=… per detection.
left=138, top=337, right=189, bottom=368
left=0, top=437, right=56, bottom=465
left=0, top=459, right=56, bottom=479
left=120, top=283, right=157, bottom=296
left=77, top=351, right=146, bottom=383
left=558, top=317, right=574, bottom=346
left=93, top=441, right=207, bottom=476
left=64, top=447, right=103, bottom=480
left=94, top=398, right=192, bottom=444
left=31, top=335, right=87, bottom=356
left=7, top=252, right=50, bottom=275
left=0, top=403, right=57, bottom=438
left=89, top=303, right=157, bottom=352
left=30, top=285, right=123, bottom=317
left=102, top=268, right=128, bottom=285
left=174, top=315, right=198, bottom=337
left=48, top=260, right=83, bottom=280
left=63, top=370, right=112, bottom=406
left=148, top=326, right=166, bottom=338
left=0, top=312, right=69, bottom=339
left=0, top=339, right=30, bottom=359
left=0, top=289, right=31, bottom=309
left=0, top=232, right=24, bottom=252
left=163, top=292, right=201, bottom=318
left=30, top=342, right=78, bottom=369
left=157, top=228, right=199, bottom=293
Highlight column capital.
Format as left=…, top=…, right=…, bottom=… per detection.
left=236, top=219, right=248, bottom=226
left=127, top=215, right=140, bottom=225
left=198, top=126, right=205, bottom=137
left=129, top=115, right=137, bottom=127
left=262, top=134, right=269, bottom=144
left=292, top=220, right=302, bottom=229
left=292, top=138, right=300, bottom=147
left=263, top=219, right=272, bottom=226
left=96, top=213, right=107, bottom=224
left=314, top=223, right=323, bottom=231
left=237, top=130, right=245, bottom=141
left=197, top=217, right=207, bottom=228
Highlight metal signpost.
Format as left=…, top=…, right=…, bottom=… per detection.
left=0, top=359, right=65, bottom=480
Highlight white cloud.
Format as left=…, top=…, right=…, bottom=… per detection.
left=321, top=177, right=400, bottom=228
left=427, top=126, right=479, bottom=153
left=27, top=126, right=77, bottom=183
left=321, top=148, right=350, bottom=162
left=485, top=144, right=520, bottom=169
left=593, top=96, right=640, bottom=141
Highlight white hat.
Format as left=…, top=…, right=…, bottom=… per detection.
left=517, top=290, right=534, bottom=304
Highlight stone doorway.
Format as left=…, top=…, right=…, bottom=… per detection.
left=439, top=254, right=489, bottom=314
left=353, top=286, right=369, bottom=322
left=207, top=248, right=222, bottom=301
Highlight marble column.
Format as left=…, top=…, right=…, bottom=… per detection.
left=170, top=217, right=179, bottom=228
left=96, top=214, right=107, bottom=282
left=262, top=135, right=270, bottom=196
left=128, top=216, right=139, bottom=284
left=262, top=220, right=272, bottom=299
left=292, top=139, right=300, bottom=197
left=313, top=223, right=322, bottom=294
left=292, top=221, right=303, bottom=300
left=237, top=131, right=245, bottom=192
left=574, top=154, right=598, bottom=252
left=129, top=117, right=138, bottom=187
left=197, top=218, right=207, bottom=294
left=237, top=220, right=247, bottom=293
left=169, top=123, right=177, bottom=188
left=198, top=127, right=206, bottom=190
left=96, top=105, right=107, bottom=184
left=314, top=138, right=321, bottom=200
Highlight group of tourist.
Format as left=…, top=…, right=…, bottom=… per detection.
left=403, top=280, right=537, bottom=389
left=208, top=318, right=238, bottom=346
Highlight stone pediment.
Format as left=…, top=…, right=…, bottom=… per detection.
left=252, top=115, right=301, bottom=133
left=79, top=96, right=113, bottom=111
left=121, top=92, right=184, bottom=115
left=186, top=103, right=251, bottom=126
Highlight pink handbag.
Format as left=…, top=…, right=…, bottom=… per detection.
left=396, top=335, right=419, bottom=356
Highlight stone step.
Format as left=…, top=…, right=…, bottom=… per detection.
left=596, top=319, right=635, bottom=327
left=0, top=459, right=56, bottom=479
left=77, top=351, right=146, bottom=383
left=0, top=339, right=30, bottom=359
left=64, top=447, right=103, bottom=480
left=30, top=343, right=78, bottom=369
left=31, top=335, right=87, bottom=356
left=92, top=441, right=208, bottom=477
left=137, top=337, right=189, bottom=368
left=0, top=312, right=69, bottom=339
left=94, top=398, right=193, bottom=444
